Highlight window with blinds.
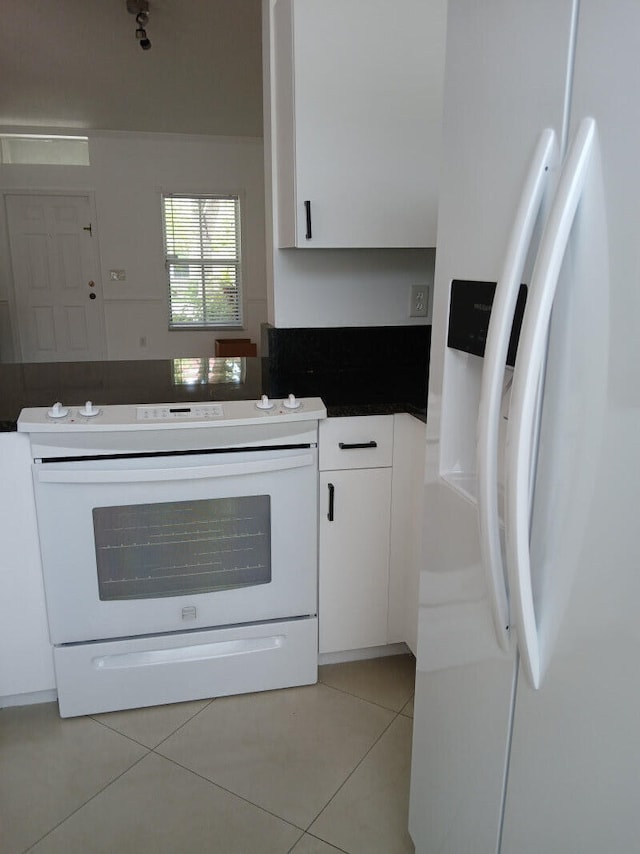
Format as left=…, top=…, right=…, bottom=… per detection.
left=162, top=194, right=243, bottom=328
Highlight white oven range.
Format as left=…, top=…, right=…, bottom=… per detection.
left=18, top=396, right=326, bottom=717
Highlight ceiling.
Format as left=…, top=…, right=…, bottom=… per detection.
left=0, top=0, right=263, bottom=137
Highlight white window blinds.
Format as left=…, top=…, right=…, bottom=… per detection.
left=162, top=194, right=242, bottom=328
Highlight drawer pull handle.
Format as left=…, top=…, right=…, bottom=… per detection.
left=328, top=482, right=335, bottom=521
left=338, top=441, right=378, bottom=450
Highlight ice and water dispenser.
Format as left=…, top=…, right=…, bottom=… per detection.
left=447, top=280, right=527, bottom=368
left=439, top=280, right=527, bottom=504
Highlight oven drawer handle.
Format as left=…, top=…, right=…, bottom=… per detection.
left=34, top=453, right=315, bottom=484
left=93, top=635, right=286, bottom=670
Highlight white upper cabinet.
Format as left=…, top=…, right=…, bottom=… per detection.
left=272, top=0, right=446, bottom=248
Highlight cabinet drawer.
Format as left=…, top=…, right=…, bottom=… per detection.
left=319, top=416, right=393, bottom=470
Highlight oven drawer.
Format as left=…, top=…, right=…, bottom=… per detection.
left=54, top=617, right=318, bottom=717
left=319, top=415, right=394, bottom=470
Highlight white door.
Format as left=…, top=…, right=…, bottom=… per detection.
left=409, top=0, right=578, bottom=851
left=500, top=2, right=640, bottom=851
left=6, top=193, right=105, bottom=362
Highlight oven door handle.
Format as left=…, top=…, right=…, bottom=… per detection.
left=34, top=453, right=315, bottom=484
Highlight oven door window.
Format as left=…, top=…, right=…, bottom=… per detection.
left=93, top=495, right=271, bottom=600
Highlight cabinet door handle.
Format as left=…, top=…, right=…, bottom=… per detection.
left=327, top=482, right=335, bottom=521
left=338, top=441, right=378, bottom=450
left=304, top=200, right=312, bottom=239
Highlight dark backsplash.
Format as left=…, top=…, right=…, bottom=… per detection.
left=0, top=327, right=431, bottom=430
left=262, top=324, right=431, bottom=412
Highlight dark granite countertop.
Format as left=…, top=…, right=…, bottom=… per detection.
left=325, top=401, right=427, bottom=421
left=0, top=355, right=427, bottom=431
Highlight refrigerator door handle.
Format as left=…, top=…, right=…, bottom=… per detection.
left=506, top=117, right=597, bottom=690
left=477, top=128, right=558, bottom=652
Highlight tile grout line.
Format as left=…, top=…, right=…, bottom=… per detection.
left=301, top=704, right=405, bottom=840
left=23, top=700, right=303, bottom=853
left=293, top=830, right=352, bottom=854
left=21, top=673, right=414, bottom=852
left=286, top=830, right=351, bottom=854
left=23, top=749, right=152, bottom=853
left=318, top=677, right=414, bottom=716
left=147, top=679, right=414, bottom=845
left=303, top=703, right=416, bottom=853
left=142, top=696, right=218, bottom=751
left=89, top=695, right=217, bottom=751
left=148, top=748, right=309, bottom=834
left=286, top=828, right=307, bottom=854
left=147, top=680, right=412, bottom=843
left=23, top=701, right=219, bottom=852
left=305, top=672, right=414, bottom=848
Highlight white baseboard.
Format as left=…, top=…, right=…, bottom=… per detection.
left=319, top=642, right=410, bottom=666
left=0, top=689, right=57, bottom=709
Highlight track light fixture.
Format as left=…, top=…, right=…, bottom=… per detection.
left=126, top=0, right=152, bottom=51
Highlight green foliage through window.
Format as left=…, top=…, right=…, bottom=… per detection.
left=163, top=194, right=242, bottom=328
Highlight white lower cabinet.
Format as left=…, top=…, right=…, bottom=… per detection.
left=0, top=433, right=55, bottom=704
left=318, top=416, right=394, bottom=654
left=318, top=414, right=426, bottom=656
left=319, top=466, right=393, bottom=653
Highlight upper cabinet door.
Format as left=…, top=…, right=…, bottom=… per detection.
left=273, top=0, right=446, bottom=248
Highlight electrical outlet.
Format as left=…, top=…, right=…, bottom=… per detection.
left=410, top=284, right=429, bottom=318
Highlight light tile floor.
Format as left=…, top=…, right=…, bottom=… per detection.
left=1, top=654, right=416, bottom=854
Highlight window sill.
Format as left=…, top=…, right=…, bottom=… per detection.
left=169, top=325, right=245, bottom=332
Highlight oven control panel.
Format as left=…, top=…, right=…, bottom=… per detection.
left=17, top=397, right=327, bottom=433
left=136, top=403, right=225, bottom=421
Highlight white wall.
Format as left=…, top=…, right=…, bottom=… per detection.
left=262, top=0, right=435, bottom=329
left=0, top=130, right=267, bottom=360
left=270, top=247, right=435, bottom=327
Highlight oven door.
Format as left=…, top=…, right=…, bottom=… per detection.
left=32, top=446, right=318, bottom=644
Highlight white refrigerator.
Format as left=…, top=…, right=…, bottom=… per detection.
left=409, top=2, right=640, bottom=852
